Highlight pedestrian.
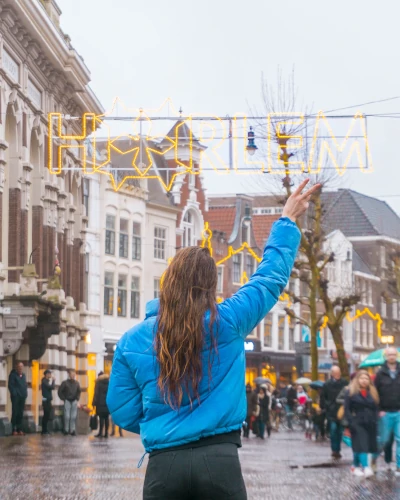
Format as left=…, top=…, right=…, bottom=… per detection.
left=271, top=388, right=281, bottom=431
left=92, top=371, right=110, bottom=438
left=375, top=346, right=400, bottom=475
left=41, top=369, right=55, bottom=435
left=320, top=366, right=347, bottom=459
left=297, top=385, right=309, bottom=406
left=107, top=179, right=318, bottom=500
left=58, top=369, right=81, bottom=436
left=8, top=361, right=28, bottom=436
left=257, top=386, right=271, bottom=439
left=244, top=383, right=258, bottom=438
left=286, top=383, right=298, bottom=430
left=344, top=370, right=379, bottom=478
left=110, top=418, right=124, bottom=437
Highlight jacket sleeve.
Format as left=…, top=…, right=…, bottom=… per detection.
left=336, top=386, right=348, bottom=406
left=76, top=382, right=81, bottom=401
left=106, top=336, right=143, bottom=434
left=8, top=373, right=16, bottom=398
left=92, top=382, right=98, bottom=407
left=58, top=381, right=65, bottom=401
left=344, top=392, right=352, bottom=428
left=218, top=218, right=301, bottom=339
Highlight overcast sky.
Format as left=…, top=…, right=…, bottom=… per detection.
left=58, top=0, right=400, bottom=213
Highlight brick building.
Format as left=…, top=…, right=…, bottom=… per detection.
left=0, top=0, right=103, bottom=434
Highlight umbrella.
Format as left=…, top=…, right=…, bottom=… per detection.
left=295, top=377, right=312, bottom=385
left=359, top=348, right=400, bottom=368
left=254, top=377, right=271, bottom=385
left=310, top=380, right=324, bottom=390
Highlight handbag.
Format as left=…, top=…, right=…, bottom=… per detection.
left=90, top=414, right=98, bottom=431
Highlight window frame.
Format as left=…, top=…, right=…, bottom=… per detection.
left=105, top=215, right=116, bottom=255
left=232, top=254, right=242, bottom=284
left=132, top=222, right=141, bottom=261
left=104, top=271, right=114, bottom=316
left=130, top=276, right=140, bottom=319
left=117, top=274, right=127, bottom=317
left=154, top=226, right=167, bottom=260
left=119, top=218, right=129, bottom=259
left=154, top=278, right=161, bottom=299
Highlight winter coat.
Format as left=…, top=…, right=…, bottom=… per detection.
left=246, top=390, right=258, bottom=418
left=344, top=391, right=378, bottom=454
left=93, top=374, right=110, bottom=416
left=286, top=386, right=297, bottom=410
left=58, top=379, right=81, bottom=402
left=106, top=217, right=301, bottom=453
left=41, top=378, right=55, bottom=401
left=375, top=362, right=400, bottom=412
left=320, top=378, right=347, bottom=421
left=8, top=370, right=28, bottom=399
left=258, top=395, right=270, bottom=423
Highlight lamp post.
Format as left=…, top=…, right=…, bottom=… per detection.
left=246, top=126, right=258, bottom=156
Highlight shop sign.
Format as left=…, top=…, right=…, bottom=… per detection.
left=294, top=341, right=311, bottom=355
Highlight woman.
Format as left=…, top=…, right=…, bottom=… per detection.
left=107, top=179, right=319, bottom=499
left=92, top=372, right=110, bottom=438
left=344, top=370, right=379, bottom=478
left=257, top=387, right=271, bottom=439
left=297, top=385, right=309, bottom=406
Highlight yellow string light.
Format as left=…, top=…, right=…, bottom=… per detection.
left=307, top=111, right=373, bottom=176
left=345, top=307, right=382, bottom=338
left=267, top=113, right=305, bottom=175
left=198, top=117, right=230, bottom=174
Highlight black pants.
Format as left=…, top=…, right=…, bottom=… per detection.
left=42, top=400, right=52, bottom=433
left=11, top=397, right=25, bottom=432
left=243, top=416, right=251, bottom=438
left=99, top=414, right=109, bottom=436
left=143, top=443, right=247, bottom=500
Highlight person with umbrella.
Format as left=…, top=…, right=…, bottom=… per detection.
left=320, top=366, right=347, bottom=459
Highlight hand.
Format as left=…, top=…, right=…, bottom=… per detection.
left=282, top=179, right=322, bottom=222
left=379, top=411, right=386, bottom=418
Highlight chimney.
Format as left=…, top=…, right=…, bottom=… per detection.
left=40, top=0, right=62, bottom=28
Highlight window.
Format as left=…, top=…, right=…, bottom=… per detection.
left=275, top=208, right=283, bottom=215
left=355, top=321, right=361, bottom=346
left=361, top=279, right=366, bottom=304
left=393, top=300, right=398, bottom=320
left=381, top=297, right=387, bottom=317
left=217, top=267, right=223, bottom=293
left=367, top=281, right=373, bottom=305
left=368, top=320, right=374, bottom=348
left=300, top=280, right=309, bottom=297
left=154, top=278, right=161, bottom=299
left=264, top=314, right=272, bottom=347
left=361, top=319, right=367, bottom=346
left=260, top=208, right=272, bottom=215
left=154, top=227, right=166, bottom=260
left=105, top=215, right=116, bottom=255
left=104, top=272, right=114, bottom=316
left=289, top=326, right=295, bottom=350
left=119, top=219, right=129, bottom=258
left=84, top=252, right=89, bottom=306
left=380, top=246, right=387, bottom=268
left=233, top=254, right=242, bottom=283
left=132, top=222, right=141, bottom=260
left=117, top=274, right=127, bottom=317
left=182, top=212, right=194, bottom=248
left=131, top=276, right=140, bottom=319
left=289, top=278, right=296, bottom=295
left=278, top=322, right=285, bottom=350
left=83, top=178, right=90, bottom=217
left=246, top=254, right=254, bottom=278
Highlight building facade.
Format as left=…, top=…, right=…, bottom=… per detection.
left=0, top=0, right=103, bottom=434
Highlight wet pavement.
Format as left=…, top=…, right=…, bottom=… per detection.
left=1, top=430, right=400, bottom=499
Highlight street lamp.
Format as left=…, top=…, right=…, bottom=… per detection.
left=246, top=126, right=258, bottom=156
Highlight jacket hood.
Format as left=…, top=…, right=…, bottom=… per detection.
left=97, top=374, right=109, bottom=381
left=145, top=299, right=159, bottom=319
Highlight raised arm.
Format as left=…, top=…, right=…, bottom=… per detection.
left=219, top=179, right=320, bottom=339
left=107, top=334, right=143, bottom=434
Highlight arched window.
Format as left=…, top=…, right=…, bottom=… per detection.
left=182, top=211, right=195, bottom=247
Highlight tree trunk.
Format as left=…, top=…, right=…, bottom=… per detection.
left=329, top=324, right=350, bottom=380
left=310, top=324, right=319, bottom=383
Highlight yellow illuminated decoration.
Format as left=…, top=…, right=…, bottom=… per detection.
left=267, top=113, right=305, bottom=175
left=345, top=307, right=382, bottom=338
left=307, top=112, right=373, bottom=175
left=48, top=103, right=373, bottom=192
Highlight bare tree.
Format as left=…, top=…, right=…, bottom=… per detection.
left=253, top=68, right=358, bottom=380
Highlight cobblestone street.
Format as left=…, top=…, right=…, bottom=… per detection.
left=2, top=430, right=400, bottom=499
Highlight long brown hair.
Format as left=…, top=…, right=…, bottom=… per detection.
left=349, top=369, right=379, bottom=404
left=155, top=246, right=218, bottom=409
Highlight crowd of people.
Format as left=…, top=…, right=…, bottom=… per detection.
left=7, top=362, right=122, bottom=438
left=244, top=346, right=400, bottom=480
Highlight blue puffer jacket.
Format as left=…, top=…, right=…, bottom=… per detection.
left=107, top=217, right=300, bottom=453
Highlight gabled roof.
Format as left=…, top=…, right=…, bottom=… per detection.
left=322, top=189, right=400, bottom=240
left=207, top=205, right=236, bottom=238
left=353, top=249, right=373, bottom=275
